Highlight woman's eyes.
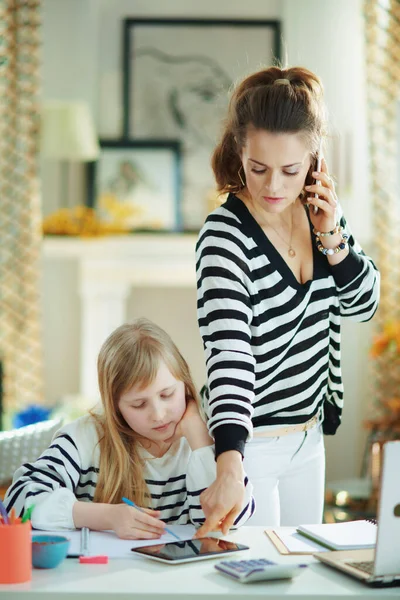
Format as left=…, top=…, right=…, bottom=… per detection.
left=250, top=169, right=299, bottom=177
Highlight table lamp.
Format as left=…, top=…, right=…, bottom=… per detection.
left=40, top=101, right=100, bottom=207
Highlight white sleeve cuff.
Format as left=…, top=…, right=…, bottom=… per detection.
left=31, top=488, right=77, bottom=530
left=186, top=445, right=216, bottom=490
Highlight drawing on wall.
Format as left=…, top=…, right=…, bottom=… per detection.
left=87, top=140, right=182, bottom=231
left=123, top=18, right=281, bottom=229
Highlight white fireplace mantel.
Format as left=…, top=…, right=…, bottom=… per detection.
left=42, top=234, right=198, bottom=398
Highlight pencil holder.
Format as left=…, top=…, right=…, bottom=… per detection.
left=0, top=520, right=32, bottom=584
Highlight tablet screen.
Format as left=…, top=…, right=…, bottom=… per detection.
left=132, top=537, right=249, bottom=561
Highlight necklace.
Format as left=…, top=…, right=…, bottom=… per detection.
left=266, top=207, right=296, bottom=258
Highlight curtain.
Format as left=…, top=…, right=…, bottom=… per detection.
left=0, top=0, right=43, bottom=421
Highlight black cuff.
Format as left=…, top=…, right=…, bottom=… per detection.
left=213, top=424, right=248, bottom=459
left=329, top=246, right=364, bottom=288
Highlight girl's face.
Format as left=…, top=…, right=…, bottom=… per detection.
left=240, top=129, right=312, bottom=216
left=118, top=360, right=186, bottom=447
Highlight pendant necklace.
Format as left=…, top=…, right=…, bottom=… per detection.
left=267, top=207, right=296, bottom=258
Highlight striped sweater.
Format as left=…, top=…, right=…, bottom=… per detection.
left=196, top=194, right=380, bottom=457
left=4, top=414, right=254, bottom=530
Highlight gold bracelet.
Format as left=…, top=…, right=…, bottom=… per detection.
left=312, top=224, right=342, bottom=237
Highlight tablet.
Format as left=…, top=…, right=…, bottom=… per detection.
left=131, top=537, right=250, bottom=564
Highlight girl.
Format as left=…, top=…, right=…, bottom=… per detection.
left=195, top=66, right=380, bottom=535
left=4, top=318, right=254, bottom=539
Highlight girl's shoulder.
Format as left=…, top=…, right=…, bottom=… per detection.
left=52, top=413, right=101, bottom=457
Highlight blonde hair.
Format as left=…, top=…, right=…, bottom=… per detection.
left=92, top=318, right=199, bottom=506
left=212, top=66, right=327, bottom=194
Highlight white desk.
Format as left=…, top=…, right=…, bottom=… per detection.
left=1, top=527, right=399, bottom=599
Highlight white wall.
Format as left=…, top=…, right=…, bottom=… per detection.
left=41, top=0, right=374, bottom=482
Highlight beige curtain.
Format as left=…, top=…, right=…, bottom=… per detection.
left=0, top=0, right=43, bottom=419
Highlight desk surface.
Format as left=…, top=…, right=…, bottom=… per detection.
left=1, top=527, right=399, bottom=600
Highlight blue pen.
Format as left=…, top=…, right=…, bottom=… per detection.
left=122, top=497, right=180, bottom=541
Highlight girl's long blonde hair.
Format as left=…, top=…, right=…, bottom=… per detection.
left=92, top=318, right=199, bottom=506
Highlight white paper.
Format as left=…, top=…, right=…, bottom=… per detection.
left=31, top=524, right=197, bottom=558
left=274, top=527, right=329, bottom=553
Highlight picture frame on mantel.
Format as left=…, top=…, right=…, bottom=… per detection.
left=122, top=17, right=281, bottom=230
left=86, top=139, right=182, bottom=232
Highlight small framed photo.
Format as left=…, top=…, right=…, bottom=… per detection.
left=87, top=139, right=182, bottom=232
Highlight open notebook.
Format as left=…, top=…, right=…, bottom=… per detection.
left=296, top=520, right=377, bottom=551
left=31, top=524, right=196, bottom=558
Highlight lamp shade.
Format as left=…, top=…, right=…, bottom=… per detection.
left=40, top=101, right=100, bottom=161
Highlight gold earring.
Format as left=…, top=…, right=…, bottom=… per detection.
left=238, top=166, right=245, bottom=188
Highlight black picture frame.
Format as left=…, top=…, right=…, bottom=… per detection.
left=87, top=139, right=182, bottom=232
left=122, top=17, right=281, bottom=230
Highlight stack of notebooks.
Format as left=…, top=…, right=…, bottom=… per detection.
left=266, top=519, right=377, bottom=555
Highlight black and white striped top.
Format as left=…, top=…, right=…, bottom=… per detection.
left=4, top=414, right=254, bottom=530
left=196, top=194, right=380, bottom=457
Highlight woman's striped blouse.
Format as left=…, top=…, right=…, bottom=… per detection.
left=196, top=194, right=380, bottom=457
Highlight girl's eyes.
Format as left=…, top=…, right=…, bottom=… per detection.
left=250, top=168, right=300, bottom=177
left=161, top=391, right=174, bottom=399
left=132, top=403, right=145, bottom=409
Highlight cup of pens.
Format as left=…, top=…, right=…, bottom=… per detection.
left=0, top=504, right=32, bottom=584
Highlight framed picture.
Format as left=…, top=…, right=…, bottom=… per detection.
left=122, top=18, right=281, bottom=230
left=87, top=139, right=182, bottom=232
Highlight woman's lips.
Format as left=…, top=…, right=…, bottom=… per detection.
left=262, top=196, right=285, bottom=204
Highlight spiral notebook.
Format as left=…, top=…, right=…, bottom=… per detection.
left=296, top=519, right=377, bottom=551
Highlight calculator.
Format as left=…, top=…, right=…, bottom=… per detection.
left=214, top=558, right=308, bottom=583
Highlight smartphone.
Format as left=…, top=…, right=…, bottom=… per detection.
left=312, top=140, right=323, bottom=214
left=131, top=537, right=250, bottom=565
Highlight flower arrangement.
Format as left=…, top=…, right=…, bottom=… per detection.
left=42, top=202, right=142, bottom=237
left=364, top=321, right=400, bottom=434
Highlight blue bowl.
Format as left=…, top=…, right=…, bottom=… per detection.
left=31, top=535, right=70, bottom=569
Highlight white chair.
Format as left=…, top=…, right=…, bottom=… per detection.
left=0, top=418, right=63, bottom=486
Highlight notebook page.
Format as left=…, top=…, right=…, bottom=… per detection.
left=31, top=524, right=196, bottom=557
left=297, top=520, right=377, bottom=550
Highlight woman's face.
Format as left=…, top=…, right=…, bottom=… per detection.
left=240, top=129, right=312, bottom=215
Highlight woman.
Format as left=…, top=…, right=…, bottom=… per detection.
left=194, top=66, right=380, bottom=534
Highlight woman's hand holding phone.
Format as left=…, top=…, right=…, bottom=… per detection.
left=305, top=157, right=337, bottom=233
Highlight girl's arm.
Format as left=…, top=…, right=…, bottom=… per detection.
left=3, top=428, right=82, bottom=529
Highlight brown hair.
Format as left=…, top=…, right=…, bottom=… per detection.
left=212, top=66, right=326, bottom=194
left=92, top=318, right=199, bottom=506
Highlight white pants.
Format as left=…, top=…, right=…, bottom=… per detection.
left=243, top=424, right=325, bottom=527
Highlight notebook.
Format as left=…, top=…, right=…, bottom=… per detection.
left=31, top=524, right=196, bottom=558
left=296, top=519, right=377, bottom=551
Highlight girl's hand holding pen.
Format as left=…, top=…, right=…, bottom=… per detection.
left=111, top=502, right=165, bottom=540
left=305, top=158, right=338, bottom=233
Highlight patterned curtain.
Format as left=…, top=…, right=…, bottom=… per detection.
left=0, top=0, right=43, bottom=421
left=363, top=0, right=400, bottom=494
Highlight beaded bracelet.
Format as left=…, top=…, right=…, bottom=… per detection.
left=316, top=233, right=349, bottom=256
left=312, top=224, right=343, bottom=237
